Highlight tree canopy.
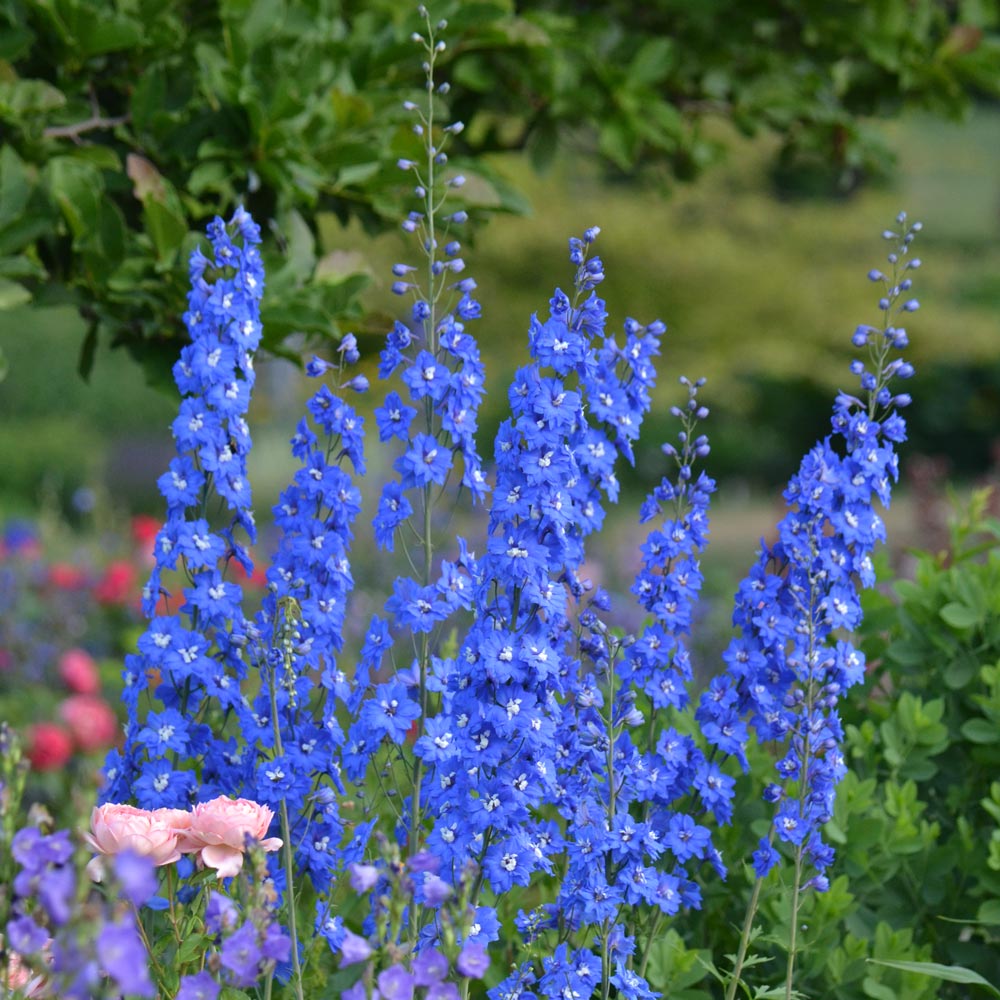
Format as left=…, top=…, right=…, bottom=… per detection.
left=1, top=0, right=997, bottom=382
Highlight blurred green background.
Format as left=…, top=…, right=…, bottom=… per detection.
left=3, top=106, right=997, bottom=520
left=1, top=0, right=998, bottom=535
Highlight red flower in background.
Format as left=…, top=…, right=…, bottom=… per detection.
left=94, top=561, right=136, bottom=605
left=130, top=515, right=160, bottom=567
left=26, top=723, right=74, bottom=771
left=59, top=695, right=118, bottom=752
left=48, top=563, right=86, bottom=589
left=58, top=648, right=100, bottom=695
left=229, top=556, right=267, bottom=591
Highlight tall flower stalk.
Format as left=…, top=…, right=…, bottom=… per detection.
left=103, top=207, right=264, bottom=809
left=345, top=7, right=486, bottom=871
left=702, top=214, right=922, bottom=999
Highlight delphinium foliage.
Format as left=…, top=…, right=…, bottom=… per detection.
left=0, top=14, right=931, bottom=1000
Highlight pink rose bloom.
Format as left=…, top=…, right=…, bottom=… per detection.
left=152, top=807, right=193, bottom=835
left=85, top=803, right=182, bottom=866
left=58, top=648, right=100, bottom=695
left=181, top=797, right=282, bottom=878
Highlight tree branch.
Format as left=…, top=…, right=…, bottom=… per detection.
left=44, top=113, right=130, bottom=143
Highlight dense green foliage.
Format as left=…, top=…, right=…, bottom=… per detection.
left=668, top=491, right=1000, bottom=998
left=847, top=490, right=1000, bottom=993
left=1, top=0, right=998, bottom=384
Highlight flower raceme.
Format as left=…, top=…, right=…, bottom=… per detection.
left=103, top=206, right=265, bottom=811
left=86, top=798, right=281, bottom=878
left=697, top=215, right=922, bottom=897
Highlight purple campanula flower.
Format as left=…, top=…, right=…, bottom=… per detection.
left=177, top=971, right=222, bottom=1000
left=412, top=948, right=449, bottom=986
left=378, top=965, right=416, bottom=1000
left=457, top=942, right=490, bottom=979
left=340, top=929, right=373, bottom=966
left=97, top=918, right=155, bottom=997
left=220, top=923, right=263, bottom=987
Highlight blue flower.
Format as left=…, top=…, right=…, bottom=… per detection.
left=393, top=432, right=453, bottom=487
left=697, top=216, right=922, bottom=893
left=376, top=391, right=418, bottom=441
left=106, top=207, right=263, bottom=808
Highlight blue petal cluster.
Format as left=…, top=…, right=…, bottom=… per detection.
left=696, top=215, right=921, bottom=887
left=103, top=207, right=264, bottom=808
left=415, top=233, right=665, bottom=922
left=565, top=390, right=724, bottom=919
left=345, top=93, right=487, bottom=799
left=243, top=342, right=366, bottom=895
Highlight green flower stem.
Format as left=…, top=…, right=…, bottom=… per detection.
left=269, top=613, right=305, bottom=1000
left=132, top=902, right=170, bottom=991
left=165, top=863, right=184, bottom=951
left=782, top=549, right=821, bottom=998
left=408, top=9, right=441, bottom=866
left=725, top=870, right=765, bottom=1000
left=785, top=848, right=805, bottom=1000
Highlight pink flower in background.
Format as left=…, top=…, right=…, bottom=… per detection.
left=85, top=803, right=183, bottom=866
left=130, top=514, right=160, bottom=554
left=181, top=797, right=282, bottom=878
left=94, top=560, right=136, bottom=605
left=25, top=723, right=73, bottom=772
left=58, top=648, right=100, bottom=695
left=3, top=947, right=46, bottom=997
left=59, top=695, right=118, bottom=752
left=47, top=562, right=86, bottom=590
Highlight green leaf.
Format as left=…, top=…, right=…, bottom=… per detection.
left=238, top=0, right=288, bottom=52
left=527, top=117, right=559, bottom=172
left=629, top=37, right=676, bottom=86
left=940, top=602, right=982, bottom=629
left=82, top=200, right=127, bottom=280
left=869, top=959, right=1000, bottom=996
left=0, top=254, right=45, bottom=281
left=142, top=200, right=188, bottom=261
left=267, top=209, right=316, bottom=294
left=77, top=321, right=98, bottom=380
left=977, top=900, right=1000, bottom=925
left=0, top=278, right=30, bottom=309
left=961, top=718, right=999, bottom=743
left=862, top=976, right=899, bottom=999
left=46, top=157, right=103, bottom=242
left=315, top=272, right=370, bottom=316
left=177, top=933, right=209, bottom=965
left=886, top=639, right=929, bottom=666
left=0, top=76, right=65, bottom=121
left=74, top=16, right=142, bottom=57
left=0, top=145, right=32, bottom=228
left=946, top=650, right=980, bottom=689
left=336, top=162, right=381, bottom=188
left=126, top=154, right=188, bottom=260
